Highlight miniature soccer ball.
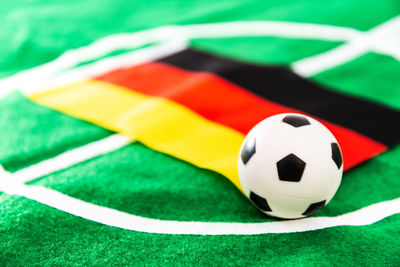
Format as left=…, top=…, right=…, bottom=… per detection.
left=238, top=113, right=343, bottom=219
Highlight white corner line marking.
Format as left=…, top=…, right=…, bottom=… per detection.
left=9, top=134, right=131, bottom=184
left=0, top=182, right=399, bottom=235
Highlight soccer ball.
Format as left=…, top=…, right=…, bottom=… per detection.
left=238, top=113, right=343, bottom=219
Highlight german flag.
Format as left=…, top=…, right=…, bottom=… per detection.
left=29, top=47, right=400, bottom=190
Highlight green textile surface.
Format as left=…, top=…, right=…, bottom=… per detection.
left=1, top=0, right=399, bottom=265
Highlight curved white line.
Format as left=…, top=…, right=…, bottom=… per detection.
left=0, top=21, right=361, bottom=99
left=368, top=16, right=400, bottom=60
left=1, top=182, right=398, bottom=235
left=21, top=39, right=188, bottom=95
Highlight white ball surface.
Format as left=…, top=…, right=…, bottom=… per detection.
left=237, top=113, right=343, bottom=219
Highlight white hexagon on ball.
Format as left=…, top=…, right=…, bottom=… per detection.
left=237, top=113, right=343, bottom=219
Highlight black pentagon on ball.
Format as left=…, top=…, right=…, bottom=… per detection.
left=277, top=153, right=306, bottom=182
left=331, top=142, right=342, bottom=169
left=249, top=191, right=272, bottom=212
left=282, top=115, right=310, bottom=128
left=241, top=136, right=256, bottom=164
left=302, top=200, right=326, bottom=216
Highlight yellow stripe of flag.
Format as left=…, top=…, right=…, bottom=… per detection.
left=29, top=80, right=245, bottom=191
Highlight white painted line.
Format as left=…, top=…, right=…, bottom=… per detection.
left=1, top=181, right=398, bottom=235
left=10, top=134, right=131, bottom=184
left=373, top=42, right=400, bottom=61
left=0, top=26, right=175, bottom=100
left=180, top=21, right=362, bottom=41
left=0, top=21, right=362, bottom=100
left=368, top=16, right=400, bottom=60
left=292, top=15, right=400, bottom=76
left=292, top=39, right=369, bottom=77
left=21, top=39, right=188, bottom=95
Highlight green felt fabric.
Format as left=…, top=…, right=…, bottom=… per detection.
left=0, top=0, right=399, bottom=265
